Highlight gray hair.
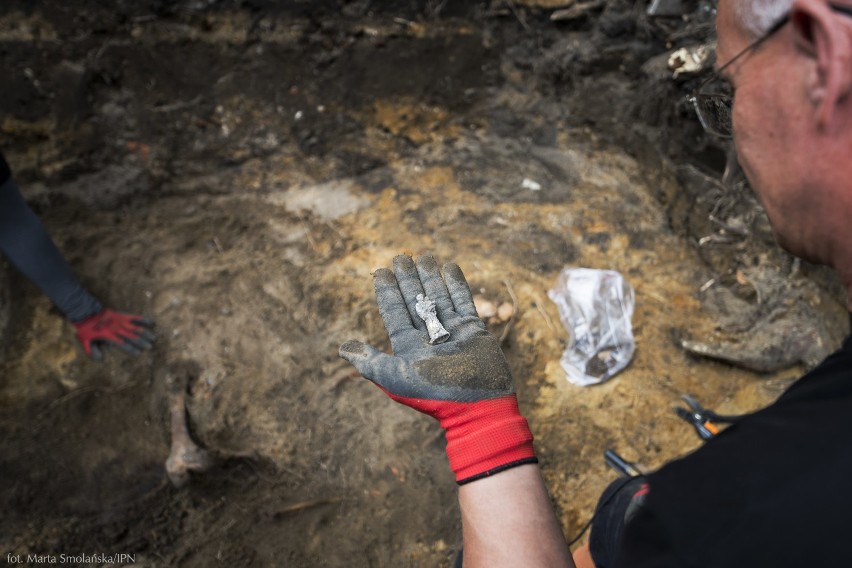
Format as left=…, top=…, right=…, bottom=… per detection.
left=734, top=0, right=794, bottom=40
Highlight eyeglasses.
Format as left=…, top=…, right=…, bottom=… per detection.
left=690, top=3, right=852, bottom=138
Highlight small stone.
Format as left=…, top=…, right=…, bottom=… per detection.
left=521, top=178, right=542, bottom=191
left=497, top=302, right=515, bottom=321
left=474, top=295, right=497, bottom=318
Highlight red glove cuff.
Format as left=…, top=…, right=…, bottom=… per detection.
left=386, top=391, right=537, bottom=484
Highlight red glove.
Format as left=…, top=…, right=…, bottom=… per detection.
left=339, top=255, right=536, bottom=484
left=73, top=309, right=156, bottom=361
left=386, top=391, right=536, bottom=483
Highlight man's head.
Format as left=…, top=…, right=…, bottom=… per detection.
left=715, top=0, right=852, bottom=275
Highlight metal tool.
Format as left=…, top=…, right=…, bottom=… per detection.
left=604, top=448, right=643, bottom=478
left=673, top=394, right=744, bottom=440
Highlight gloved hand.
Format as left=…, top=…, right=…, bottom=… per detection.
left=339, top=255, right=537, bottom=484
left=72, top=309, right=156, bottom=361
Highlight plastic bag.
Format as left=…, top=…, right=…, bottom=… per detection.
left=547, top=268, right=635, bottom=386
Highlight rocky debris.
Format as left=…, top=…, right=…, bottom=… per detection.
left=550, top=0, right=607, bottom=22
left=668, top=43, right=714, bottom=77
left=682, top=307, right=830, bottom=373
left=683, top=260, right=847, bottom=372
left=474, top=294, right=514, bottom=325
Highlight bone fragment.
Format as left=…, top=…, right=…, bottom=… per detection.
left=415, top=293, right=450, bottom=345
left=165, top=372, right=212, bottom=488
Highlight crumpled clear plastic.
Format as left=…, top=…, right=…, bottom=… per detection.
left=547, top=268, right=635, bottom=386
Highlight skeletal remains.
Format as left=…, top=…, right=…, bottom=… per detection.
left=165, top=368, right=213, bottom=488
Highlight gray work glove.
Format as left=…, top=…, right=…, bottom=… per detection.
left=339, top=255, right=537, bottom=484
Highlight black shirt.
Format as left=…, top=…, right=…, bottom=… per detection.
left=0, top=150, right=11, bottom=185
left=617, top=331, right=852, bottom=567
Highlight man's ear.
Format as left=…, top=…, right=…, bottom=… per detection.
left=790, top=0, right=852, bottom=130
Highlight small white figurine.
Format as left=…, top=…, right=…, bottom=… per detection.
left=415, top=293, right=450, bottom=345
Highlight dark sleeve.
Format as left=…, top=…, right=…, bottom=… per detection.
left=590, top=476, right=682, bottom=568
left=0, top=151, right=11, bottom=186
left=0, top=175, right=102, bottom=321
left=614, top=503, right=678, bottom=568
left=589, top=476, right=648, bottom=568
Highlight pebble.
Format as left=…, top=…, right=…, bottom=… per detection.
left=497, top=302, right=514, bottom=321
left=473, top=295, right=496, bottom=318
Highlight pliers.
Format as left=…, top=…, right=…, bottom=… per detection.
left=673, top=394, right=744, bottom=440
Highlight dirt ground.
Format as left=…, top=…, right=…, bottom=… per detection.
left=1, top=1, right=849, bottom=567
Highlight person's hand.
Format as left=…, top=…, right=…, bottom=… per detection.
left=72, top=309, right=156, bottom=361
left=339, top=255, right=537, bottom=484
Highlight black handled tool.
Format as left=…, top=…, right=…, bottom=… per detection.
left=673, top=394, right=745, bottom=440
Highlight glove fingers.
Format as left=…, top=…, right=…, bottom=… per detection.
left=137, top=329, right=157, bottom=343
left=114, top=340, right=141, bottom=356
left=339, top=340, right=416, bottom=395
left=89, top=345, right=104, bottom=361
left=123, top=334, right=153, bottom=351
left=116, top=312, right=154, bottom=329
left=116, top=318, right=156, bottom=343
left=129, top=316, right=155, bottom=328
left=443, top=262, right=481, bottom=321
left=392, top=255, right=427, bottom=332
left=119, top=326, right=157, bottom=343
left=90, top=343, right=103, bottom=362
left=117, top=321, right=156, bottom=344
left=78, top=336, right=93, bottom=356
left=339, top=340, right=387, bottom=383
left=373, top=268, right=416, bottom=352
left=415, top=255, right=455, bottom=321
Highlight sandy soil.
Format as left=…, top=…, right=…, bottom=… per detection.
left=1, top=2, right=847, bottom=566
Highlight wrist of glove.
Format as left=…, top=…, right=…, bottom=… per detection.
left=394, top=391, right=537, bottom=484
left=340, top=255, right=537, bottom=485
left=72, top=308, right=156, bottom=361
